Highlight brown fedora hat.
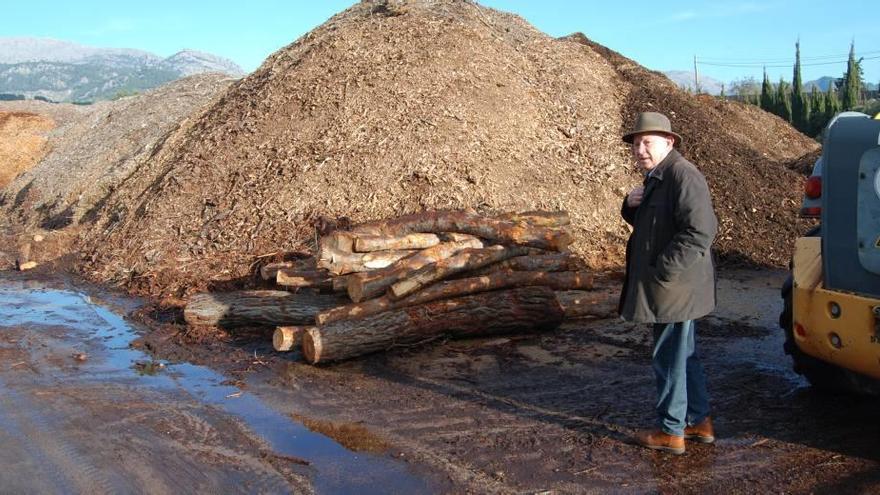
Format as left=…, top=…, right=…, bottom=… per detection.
left=622, top=112, right=682, bottom=145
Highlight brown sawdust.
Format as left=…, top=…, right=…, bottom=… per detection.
left=2, top=0, right=819, bottom=299
left=0, top=112, right=55, bottom=188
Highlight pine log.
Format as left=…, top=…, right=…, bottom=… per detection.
left=273, top=326, right=312, bottom=352
left=389, top=245, right=530, bottom=299
left=318, top=249, right=415, bottom=276
left=303, top=286, right=564, bottom=364
left=464, top=253, right=577, bottom=277
left=261, top=261, right=295, bottom=280
left=260, top=258, right=317, bottom=280
left=332, top=274, right=354, bottom=293
left=184, top=290, right=345, bottom=328
left=347, top=238, right=483, bottom=302
left=317, top=270, right=594, bottom=325
left=495, top=210, right=571, bottom=227
left=276, top=269, right=333, bottom=290
left=350, top=210, right=572, bottom=251
left=555, top=290, right=618, bottom=319
left=438, top=233, right=482, bottom=243
left=353, top=233, right=440, bottom=252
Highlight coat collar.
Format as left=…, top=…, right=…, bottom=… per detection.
left=644, top=148, right=680, bottom=182
left=641, top=149, right=680, bottom=203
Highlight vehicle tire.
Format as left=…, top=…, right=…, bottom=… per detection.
left=780, top=282, right=880, bottom=396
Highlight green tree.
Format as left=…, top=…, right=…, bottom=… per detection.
left=808, top=84, right=826, bottom=136
left=824, top=82, right=841, bottom=123
left=720, top=83, right=726, bottom=100
left=775, top=78, right=792, bottom=122
left=791, top=41, right=808, bottom=132
left=841, top=41, right=862, bottom=110
left=760, top=68, right=775, bottom=112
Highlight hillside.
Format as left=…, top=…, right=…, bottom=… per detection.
left=0, top=37, right=244, bottom=102
left=38, top=0, right=816, bottom=298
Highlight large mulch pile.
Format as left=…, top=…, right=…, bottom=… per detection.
left=0, top=111, right=55, bottom=188
left=565, top=34, right=819, bottom=266
left=3, top=0, right=819, bottom=298
left=0, top=73, right=235, bottom=231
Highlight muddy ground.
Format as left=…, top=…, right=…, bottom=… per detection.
left=2, top=269, right=878, bottom=494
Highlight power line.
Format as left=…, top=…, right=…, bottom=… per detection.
left=697, top=49, right=880, bottom=64
left=698, top=54, right=880, bottom=68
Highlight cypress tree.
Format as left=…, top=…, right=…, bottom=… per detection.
left=760, top=68, right=775, bottom=111
left=776, top=78, right=792, bottom=122
left=791, top=41, right=808, bottom=132
left=841, top=41, right=861, bottom=110
left=809, top=85, right=826, bottom=136
left=824, top=82, right=840, bottom=123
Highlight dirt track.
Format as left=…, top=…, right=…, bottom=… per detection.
left=3, top=269, right=877, bottom=494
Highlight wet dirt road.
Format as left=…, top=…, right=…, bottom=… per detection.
left=2, top=269, right=879, bottom=494
left=0, top=275, right=439, bottom=494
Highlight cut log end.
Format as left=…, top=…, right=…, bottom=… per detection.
left=302, top=327, right=323, bottom=364
left=273, top=326, right=308, bottom=352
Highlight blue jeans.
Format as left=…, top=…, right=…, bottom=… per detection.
left=652, top=320, right=710, bottom=436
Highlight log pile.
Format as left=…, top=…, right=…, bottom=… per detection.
left=184, top=210, right=615, bottom=364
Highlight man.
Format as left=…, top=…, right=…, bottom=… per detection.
left=618, top=112, right=718, bottom=455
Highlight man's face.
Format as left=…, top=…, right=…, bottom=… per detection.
left=631, top=133, right=674, bottom=172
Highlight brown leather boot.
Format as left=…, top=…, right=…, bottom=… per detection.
left=633, top=429, right=685, bottom=455
left=684, top=417, right=715, bottom=444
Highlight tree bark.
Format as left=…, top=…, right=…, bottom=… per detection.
left=332, top=274, right=354, bottom=293
left=495, top=210, right=571, bottom=227
left=259, top=258, right=316, bottom=280
left=555, top=290, right=618, bottom=319
left=349, top=210, right=572, bottom=251
left=184, top=290, right=345, bottom=328
left=318, top=249, right=415, bottom=276
left=303, top=286, right=564, bottom=364
left=464, top=253, right=578, bottom=277
left=389, top=245, right=530, bottom=299
left=273, top=326, right=312, bottom=352
left=276, top=269, right=333, bottom=290
left=317, top=270, right=593, bottom=325
left=347, top=238, right=483, bottom=302
left=353, top=233, right=440, bottom=252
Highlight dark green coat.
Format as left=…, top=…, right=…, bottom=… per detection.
left=618, top=149, right=718, bottom=323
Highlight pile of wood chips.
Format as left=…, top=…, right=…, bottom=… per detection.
left=184, top=210, right=615, bottom=364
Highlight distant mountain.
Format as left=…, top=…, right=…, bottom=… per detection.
left=804, top=76, right=878, bottom=92
left=664, top=70, right=877, bottom=96
left=663, top=70, right=724, bottom=96
left=0, top=37, right=244, bottom=102
left=804, top=76, right=835, bottom=92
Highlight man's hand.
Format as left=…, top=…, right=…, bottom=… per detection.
left=626, top=186, right=644, bottom=208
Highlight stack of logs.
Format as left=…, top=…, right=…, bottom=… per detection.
left=184, top=210, right=613, bottom=364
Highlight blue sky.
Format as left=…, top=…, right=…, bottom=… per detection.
left=2, top=1, right=876, bottom=85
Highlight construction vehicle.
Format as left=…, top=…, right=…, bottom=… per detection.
left=780, top=112, right=880, bottom=395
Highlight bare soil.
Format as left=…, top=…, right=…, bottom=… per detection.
left=129, top=268, right=880, bottom=494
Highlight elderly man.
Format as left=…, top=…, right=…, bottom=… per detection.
left=619, top=112, right=718, bottom=455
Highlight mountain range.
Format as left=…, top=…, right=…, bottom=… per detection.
left=664, top=70, right=878, bottom=96
left=0, top=37, right=244, bottom=103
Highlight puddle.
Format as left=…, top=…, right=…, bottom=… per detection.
left=0, top=279, right=434, bottom=494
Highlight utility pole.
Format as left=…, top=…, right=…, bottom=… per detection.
left=693, top=55, right=700, bottom=94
